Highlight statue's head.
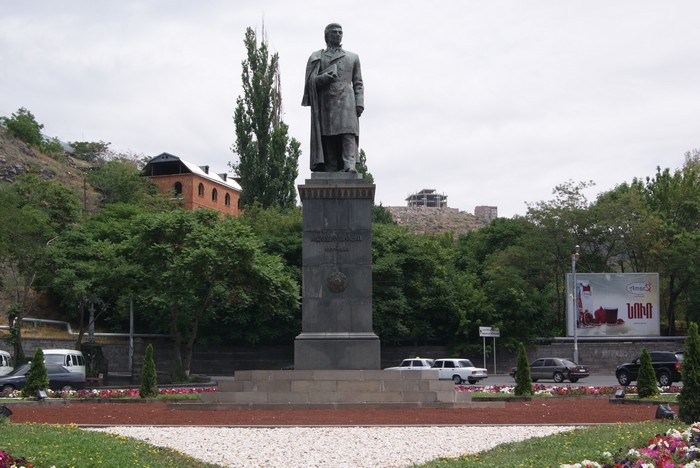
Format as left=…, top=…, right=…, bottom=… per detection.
left=324, top=23, right=343, bottom=46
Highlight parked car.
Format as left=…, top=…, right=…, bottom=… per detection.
left=0, top=364, right=87, bottom=393
left=384, top=358, right=434, bottom=371
left=0, top=350, right=12, bottom=376
left=509, top=357, right=590, bottom=383
left=42, top=349, right=86, bottom=377
left=431, top=358, right=488, bottom=384
left=615, top=351, right=683, bottom=386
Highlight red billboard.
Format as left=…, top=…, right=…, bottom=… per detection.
left=566, top=273, right=660, bottom=337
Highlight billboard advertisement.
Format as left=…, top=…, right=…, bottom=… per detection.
left=566, top=273, right=660, bottom=337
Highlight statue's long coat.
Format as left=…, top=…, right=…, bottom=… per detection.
left=302, top=47, right=364, bottom=170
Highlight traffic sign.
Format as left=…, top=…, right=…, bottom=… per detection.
left=479, top=326, right=500, bottom=337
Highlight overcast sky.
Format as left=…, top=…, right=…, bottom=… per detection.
left=2, top=1, right=699, bottom=217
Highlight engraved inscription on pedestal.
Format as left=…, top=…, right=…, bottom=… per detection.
left=295, top=176, right=380, bottom=370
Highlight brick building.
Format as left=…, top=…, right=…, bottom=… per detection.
left=143, top=152, right=242, bottom=217
left=474, top=205, right=498, bottom=223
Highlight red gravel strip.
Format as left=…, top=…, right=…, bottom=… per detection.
left=5, top=399, right=663, bottom=426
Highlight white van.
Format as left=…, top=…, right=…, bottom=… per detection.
left=0, top=350, right=13, bottom=376
left=42, top=349, right=86, bottom=377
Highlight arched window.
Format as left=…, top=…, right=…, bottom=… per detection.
left=225, top=193, right=231, bottom=206
left=198, top=183, right=204, bottom=197
left=174, top=182, right=183, bottom=195
left=212, top=188, right=218, bottom=202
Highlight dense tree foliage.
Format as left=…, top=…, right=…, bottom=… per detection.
left=679, top=322, right=700, bottom=423
left=231, top=26, right=300, bottom=209
left=86, top=158, right=156, bottom=206
left=0, top=175, right=80, bottom=363
left=68, top=140, right=111, bottom=162
left=356, top=149, right=374, bottom=183
left=2, top=109, right=699, bottom=370
left=126, top=209, right=298, bottom=376
left=0, top=107, right=44, bottom=146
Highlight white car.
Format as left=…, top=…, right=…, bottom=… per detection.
left=432, top=358, right=488, bottom=384
left=384, top=358, right=434, bottom=371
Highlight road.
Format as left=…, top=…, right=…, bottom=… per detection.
left=475, top=373, right=682, bottom=388
left=211, top=373, right=682, bottom=388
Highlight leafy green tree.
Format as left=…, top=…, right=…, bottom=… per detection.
left=637, top=348, right=659, bottom=398
left=356, top=149, right=374, bottom=183
left=21, top=348, right=49, bottom=398
left=4, top=304, right=26, bottom=365
left=11, top=174, right=80, bottom=232
left=372, top=224, right=412, bottom=343
left=40, top=136, right=65, bottom=156
left=44, top=204, right=143, bottom=345
left=589, top=182, right=660, bottom=273
left=514, top=342, right=533, bottom=396
left=525, top=180, right=597, bottom=330
left=139, top=343, right=158, bottom=398
left=0, top=176, right=79, bottom=362
left=679, top=322, right=700, bottom=423
left=128, top=209, right=299, bottom=374
left=372, top=204, right=395, bottom=224
left=231, top=26, right=300, bottom=209
left=68, top=140, right=111, bottom=162
left=86, top=158, right=155, bottom=205
left=0, top=107, right=43, bottom=146
left=641, top=151, right=700, bottom=333
left=372, top=225, right=482, bottom=351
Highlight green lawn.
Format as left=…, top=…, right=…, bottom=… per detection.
left=416, top=420, right=687, bottom=467
left=1, top=417, right=687, bottom=468
left=1, top=419, right=222, bottom=467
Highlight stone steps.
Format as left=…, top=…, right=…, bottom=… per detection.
left=168, top=370, right=504, bottom=410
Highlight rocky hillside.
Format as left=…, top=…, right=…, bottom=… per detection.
left=386, top=206, right=488, bottom=236
left=0, top=127, right=100, bottom=210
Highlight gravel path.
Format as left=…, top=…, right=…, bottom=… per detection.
left=89, top=425, right=580, bottom=467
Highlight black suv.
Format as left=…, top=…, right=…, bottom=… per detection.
left=615, top=351, right=683, bottom=386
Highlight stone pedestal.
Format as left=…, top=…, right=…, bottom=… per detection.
left=294, top=173, right=380, bottom=370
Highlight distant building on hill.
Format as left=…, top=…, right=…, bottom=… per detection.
left=405, top=189, right=447, bottom=208
left=474, top=205, right=498, bottom=223
left=143, top=152, right=242, bottom=217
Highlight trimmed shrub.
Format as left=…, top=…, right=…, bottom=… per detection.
left=21, top=348, right=49, bottom=398
left=679, top=322, right=700, bottom=423
left=637, top=348, right=659, bottom=399
left=139, top=344, right=158, bottom=398
left=514, top=342, right=534, bottom=396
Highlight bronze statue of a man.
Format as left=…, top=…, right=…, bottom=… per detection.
left=302, top=23, right=364, bottom=173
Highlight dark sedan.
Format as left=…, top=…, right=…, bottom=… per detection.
left=0, top=364, right=86, bottom=393
left=510, top=357, right=590, bottom=383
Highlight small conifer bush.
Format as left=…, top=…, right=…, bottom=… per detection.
left=139, top=343, right=158, bottom=398
left=679, top=322, right=700, bottom=423
left=514, top=342, right=534, bottom=396
left=637, top=348, right=660, bottom=399
left=21, top=348, right=49, bottom=398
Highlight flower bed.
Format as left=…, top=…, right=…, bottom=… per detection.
left=1, top=386, right=217, bottom=400
left=562, top=422, right=700, bottom=467
left=456, top=384, right=682, bottom=397
left=0, top=449, right=31, bottom=468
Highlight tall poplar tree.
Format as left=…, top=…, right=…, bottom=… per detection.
left=231, top=26, right=300, bottom=210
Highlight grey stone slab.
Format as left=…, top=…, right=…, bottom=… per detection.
left=335, top=380, right=383, bottom=392
left=295, top=338, right=380, bottom=370
left=290, top=380, right=337, bottom=392
left=266, top=392, right=311, bottom=404
left=401, top=391, right=439, bottom=403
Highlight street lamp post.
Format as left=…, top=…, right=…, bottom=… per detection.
left=572, top=245, right=580, bottom=364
